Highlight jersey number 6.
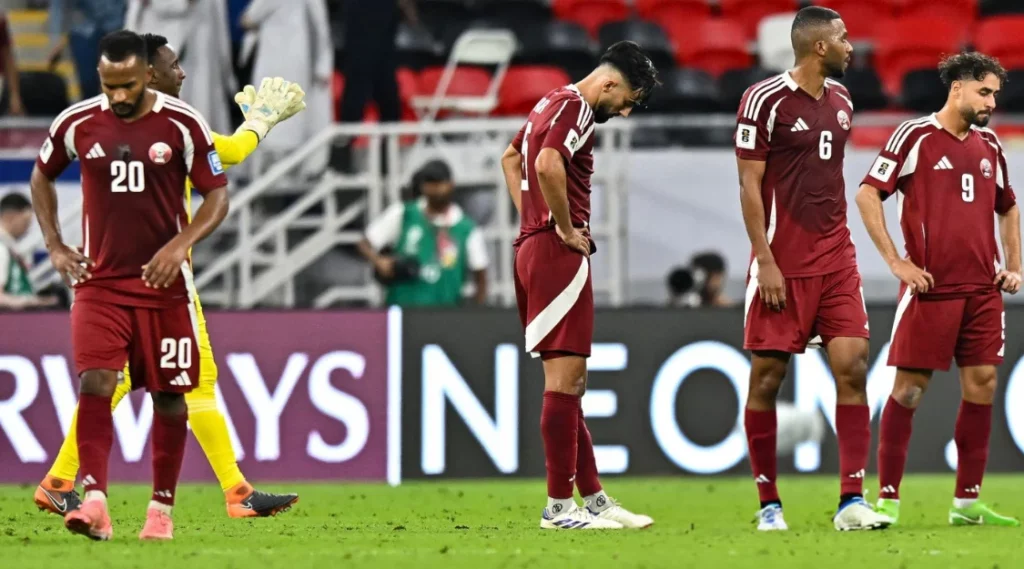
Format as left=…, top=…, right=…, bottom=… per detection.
left=819, top=131, right=832, bottom=160
left=111, top=160, right=145, bottom=193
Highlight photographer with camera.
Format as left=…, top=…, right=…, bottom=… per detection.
left=358, top=160, right=489, bottom=306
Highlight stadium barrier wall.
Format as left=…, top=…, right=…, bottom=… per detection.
left=5, top=307, right=1024, bottom=484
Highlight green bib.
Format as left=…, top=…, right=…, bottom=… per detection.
left=3, top=247, right=33, bottom=296
left=386, top=202, right=475, bottom=307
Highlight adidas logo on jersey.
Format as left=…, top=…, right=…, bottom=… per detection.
left=85, top=143, right=106, bottom=159
left=170, top=372, right=192, bottom=387
left=791, top=118, right=810, bottom=132
left=934, top=156, right=954, bottom=170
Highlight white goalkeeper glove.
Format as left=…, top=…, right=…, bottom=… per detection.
left=234, top=77, right=307, bottom=140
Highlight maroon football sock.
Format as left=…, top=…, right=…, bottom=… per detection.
left=954, top=401, right=992, bottom=500
left=836, top=404, right=870, bottom=497
left=575, top=408, right=603, bottom=497
left=541, top=392, right=580, bottom=499
left=877, top=396, right=915, bottom=500
left=151, top=410, right=188, bottom=506
left=77, top=394, right=114, bottom=496
left=745, top=408, right=779, bottom=504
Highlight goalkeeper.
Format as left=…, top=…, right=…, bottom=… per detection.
left=34, top=34, right=305, bottom=519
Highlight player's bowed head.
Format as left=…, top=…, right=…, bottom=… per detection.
left=584, top=40, right=660, bottom=123
left=790, top=6, right=852, bottom=81
left=96, top=30, right=154, bottom=120
left=939, top=52, right=1008, bottom=130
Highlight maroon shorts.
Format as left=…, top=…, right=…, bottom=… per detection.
left=514, top=231, right=593, bottom=358
left=888, top=287, right=1004, bottom=371
left=744, top=264, right=869, bottom=353
left=71, top=299, right=200, bottom=393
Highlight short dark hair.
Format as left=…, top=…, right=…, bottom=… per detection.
left=938, top=52, right=1008, bottom=89
left=599, top=41, right=660, bottom=106
left=791, top=6, right=842, bottom=53
left=142, top=33, right=169, bottom=63
left=0, top=192, right=31, bottom=214
left=98, top=30, right=148, bottom=64
left=691, top=252, right=726, bottom=275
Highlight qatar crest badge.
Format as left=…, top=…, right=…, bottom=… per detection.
left=149, top=142, right=172, bottom=165
left=837, top=110, right=851, bottom=131
left=981, top=158, right=993, bottom=179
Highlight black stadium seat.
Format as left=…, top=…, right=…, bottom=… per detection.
left=3, top=72, right=68, bottom=116
left=998, top=70, right=1024, bottom=112
left=645, top=68, right=721, bottom=113
left=900, top=69, right=947, bottom=112
left=980, top=0, right=1024, bottom=16
left=836, top=68, right=888, bottom=111
left=395, top=24, right=444, bottom=70
left=474, top=0, right=552, bottom=30
left=515, top=21, right=597, bottom=80
left=597, top=20, right=676, bottom=74
left=717, top=67, right=777, bottom=114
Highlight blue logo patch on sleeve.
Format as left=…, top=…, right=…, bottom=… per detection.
left=207, top=150, right=224, bottom=175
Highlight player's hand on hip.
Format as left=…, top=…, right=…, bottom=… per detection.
left=374, top=256, right=396, bottom=279
left=995, top=270, right=1022, bottom=294
left=890, top=259, right=934, bottom=294
left=142, top=242, right=188, bottom=289
left=556, top=225, right=590, bottom=257
left=49, top=243, right=93, bottom=286
left=757, top=260, right=786, bottom=311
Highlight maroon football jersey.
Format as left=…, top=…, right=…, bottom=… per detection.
left=862, top=114, right=1017, bottom=298
left=511, top=84, right=595, bottom=247
left=35, top=92, right=227, bottom=307
left=735, top=72, right=857, bottom=277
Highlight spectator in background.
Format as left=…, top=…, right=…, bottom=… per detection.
left=0, top=194, right=58, bottom=310
left=47, top=0, right=125, bottom=100
left=691, top=251, right=734, bottom=307
left=126, top=0, right=235, bottom=134
left=329, top=0, right=417, bottom=173
left=358, top=160, right=488, bottom=307
left=0, top=12, right=25, bottom=116
left=666, top=266, right=700, bottom=308
left=240, top=0, right=332, bottom=174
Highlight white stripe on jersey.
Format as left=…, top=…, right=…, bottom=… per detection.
left=549, top=100, right=569, bottom=131
left=163, top=97, right=214, bottom=144
left=886, top=117, right=931, bottom=153
left=65, top=115, right=94, bottom=159
left=168, top=118, right=196, bottom=174
left=752, top=81, right=789, bottom=123
left=767, top=97, right=785, bottom=140
left=49, top=96, right=104, bottom=136
left=745, top=76, right=782, bottom=118
left=578, top=122, right=595, bottom=150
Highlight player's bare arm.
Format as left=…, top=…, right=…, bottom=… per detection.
left=29, top=165, right=93, bottom=285
left=996, top=204, right=1021, bottom=294
left=143, top=186, right=229, bottom=288
left=855, top=183, right=934, bottom=294
left=501, top=143, right=523, bottom=215
left=536, top=147, right=589, bottom=256
left=737, top=157, right=784, bottom=310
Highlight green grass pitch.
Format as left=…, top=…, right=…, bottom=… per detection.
left=1, top=475, right=1021, bottom=568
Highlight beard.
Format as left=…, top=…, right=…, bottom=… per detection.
left=965, top=107, right=992, bottom=127
left=824, top=60, right=847, bottom=79
left=426, top=194, right=453, bottom=210
left=111, top=92, right=145, bottom=117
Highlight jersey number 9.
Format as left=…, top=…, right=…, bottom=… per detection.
left=111, top=160, right=145, bottom=193
left=962, top=173, right=974, bottom=203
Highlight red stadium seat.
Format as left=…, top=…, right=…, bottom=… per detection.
left=873, top=17, right=970, bottom=96
left=634, top=0, right=712, bottom=23
left=416, top=66, right=495, bottom=118
left=974, top=17, right=1024, bottom=70
left=332, top=69, right=421, bottom=146
left=665, top=18, right=753, bottom=77
left=901, top=0, right=977, bottom=21
left=719, top=0, right=800, bottom=36
left=812, top=0, right=898, bottom=41
left=552, top=0, right=631, bottom=37
left=496, top=66, right=573, bottom=115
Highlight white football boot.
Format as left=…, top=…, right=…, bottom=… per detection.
left=540, top=503, right=623, bottom=530
left=587, top=496, right=653, bottom=529
left=833, top=497, right=892, bottom=531
left=756, top=504, right=788, bottom=531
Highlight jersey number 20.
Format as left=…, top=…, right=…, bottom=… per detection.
left=160, top=337, right=192, bottom=369
left=111, top=160, right=145, bottom=193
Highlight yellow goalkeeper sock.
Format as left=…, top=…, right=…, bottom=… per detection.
left=47, top=374, right=132, bottom=482
left=186, top=394, right=245, bottom=492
